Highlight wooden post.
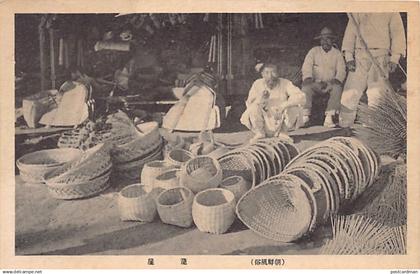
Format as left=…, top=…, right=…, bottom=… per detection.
left=49, top=28, right=56, bottom=89
left=38, top=17, right=47, bottom=91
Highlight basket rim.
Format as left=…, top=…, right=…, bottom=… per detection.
left=218, top=153, right=256, bottom=188
left=16, top=148, right=83, bottom=168
left=119, top=183, right=153, bottom=199
left=45, top=164, right=112, bottom=186
left=168, top=148, right=194, bottom=161
left=194, top=187, right=235, bottom=207
left=156, top=186, right=193, bottom=207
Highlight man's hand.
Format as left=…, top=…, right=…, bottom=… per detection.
left=388, top=62, right=398, bottom=73
left=346, top=60, right=356, bottom=72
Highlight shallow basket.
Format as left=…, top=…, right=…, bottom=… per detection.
left=166, top=149, right=193, bottom=167
left=46, top=169, right=111, bottom=200
left=179, top=156, right=222, bottom=193
left=141, top=160, right=176, bottom=187
left=220, top=175, right=250, bottom=201
left=157, top=187, right=194, bottom=228
left=118, top=184, right=157, bottom=222
left=16, top=148, right=83, bottom=184
left=192, top=188, right=236, bottom=234
left=236, top=175, right=313, bottom=242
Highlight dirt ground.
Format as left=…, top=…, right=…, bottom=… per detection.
left=15, top=125, right=391, bottom=255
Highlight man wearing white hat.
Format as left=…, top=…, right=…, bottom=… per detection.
left=339, top=13, right=406, bottom=128
left=301, top=27, right=346, bottom=128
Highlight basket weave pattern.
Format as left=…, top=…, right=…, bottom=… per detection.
left=179, top=156, right=222, bottom=193
left=157, top=187, right=194, bottom=228
left=118, top=184, right=156, bottom=222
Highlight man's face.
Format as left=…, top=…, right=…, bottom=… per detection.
left=320, top=36, right=333, bottom=52
left=261, top=66, right=278, bottom=87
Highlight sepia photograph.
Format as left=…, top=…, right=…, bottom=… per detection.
left=1, top=0, right=420, bottom=270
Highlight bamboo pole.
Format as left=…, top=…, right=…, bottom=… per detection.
left=49, top=28, right=56, bottom=89
left=38, top=17, right=47, bottom=91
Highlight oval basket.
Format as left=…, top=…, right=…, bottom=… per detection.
left=192, top=188, right=236, bottom=234
left=141, top=160, right=176, bottom=187
left=16, top=148, right=83, bottom=184
left=166, top=149, right=193, bottom=167
left=179, top=156, right=222, bottom=193
left=118, top=184, right=156, bottom=222
left=220, top=175, right=250, bottom=201
left=157, top=186, right=194, bottom=228
left=236, top=175, right=313, bottom=242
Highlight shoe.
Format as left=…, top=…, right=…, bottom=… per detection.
left=323, top=115, right=336, bottom=128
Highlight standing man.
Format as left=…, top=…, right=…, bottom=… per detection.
left=301, top=27, right=346, bottom=128
left=339, top=13, right=406, bottom=128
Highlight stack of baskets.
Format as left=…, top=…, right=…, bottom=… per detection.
left=217, top=137, right=300, bottom=188
left=236, top=137, right=381, bottom=242
left=16, top=148, right=83, bottom=184
left=112, top=121, right=163, bottom=180
left=43, top=143, right=113, bottom=200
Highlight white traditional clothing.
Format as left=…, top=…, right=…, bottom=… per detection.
left=240, top=78, right=306, bottom=137
left=339, top=13, right=406, bottom=127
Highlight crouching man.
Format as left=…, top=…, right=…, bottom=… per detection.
left=240, top=63, right=306, bottom=143
left=301, top=27, right=346, bottom=128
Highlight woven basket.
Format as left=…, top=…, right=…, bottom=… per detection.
left=43, top=143, right=111, bottom=185
left=236, top=175, right=313, bottom=242
left=46, top=168, right=111, bottom=199
left=111, top=123, right=161, bottom=164
left=179, top=156, right=222, bottom=193
left=16, top=148, right=83, bottom=184
left=218, top=153, right=256, bottom=189
left=118, top=184, right=157, bottom=222
left=192, top=188, right=236, bottom=234
left=166, top=149, right=193, bottom=167
left=157, top=187, right=194, bottom=228
left=141, top=160, right=175, bottom=187
left=152, top=168, right=181, bottom=196
left=220, top=176, right=250, bottom=201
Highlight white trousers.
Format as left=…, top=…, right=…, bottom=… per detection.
left=339, top=54, right=389, bottom=127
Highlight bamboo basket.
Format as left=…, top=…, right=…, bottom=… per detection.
left=220, top=176, right=250, bottom=201
left=46, top=168, right=111, bottom=199
left=192, top=188, right=236, bottom=234
left=157, top=186, right=194, bottom=228
left=179, top=156, right=222, bottom=193
left=141, top=160, right=175, bottom=187
left=166, top=149, right=193, bottom=167
left=218, top=153, right=256, bottom=189
left=17, top=148, right=83, bottom=184
left=152, top=168, right=181, bottom=196
left=236, top=175, right=313, bottom=242
left=118, top=184, right=157, bottom=222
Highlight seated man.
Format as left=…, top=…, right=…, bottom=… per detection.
left=240, top=63, right=306, bottom=143
left=301, top=27, right=346, bottom=128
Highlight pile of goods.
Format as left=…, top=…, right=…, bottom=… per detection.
left=236, top=137, right=381, bottom=242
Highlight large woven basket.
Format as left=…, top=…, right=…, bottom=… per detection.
left=141, top=160, right=175, bottom=187
left=166, top=149, right=193, bottom=167
left=152, top=168, right=181, bottom=196
left=43, top=143, right=111, bottom=185
left=118, top=184, right=157, bottom=222
left=218, top=153, right=256, bottom=188
left=220, top=175, right=250, bottom=201
left=46, top=168, right=111, bottom=199
left=236, top=175, right=314, bottom=242
left=16, top=148, right=83, bottom=184
left=192, top=188, right=236, bottom=234
left=157, top=186, right=194, bottom=228
left=179, top=156, right=222, bottom=193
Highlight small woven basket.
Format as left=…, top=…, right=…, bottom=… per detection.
left=141, top=160, right=175, bottom=187
left=118, top=184, right=157, bottom=222
left=17, top=148, right=83, bottom=184
left=179, top=156, right=222, bottom=193
left=218, top=153, right=256, bottom=189
left=192, top=188, right=236, bottom=234
left=166, top=149, right=193, bottom=167
left=152, top=168, right=181, bottom=197
left=236, top=175, right=313, bottom=242
left=157, top=187, right=194, bottom=228
left=220, top=175, right=250, bottom=201
left=46, top=169, right=111, bottom=200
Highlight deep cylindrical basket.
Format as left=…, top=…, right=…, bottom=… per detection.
left=141, top=160, right=175, bottom=187
left=156, top=186, right=194, bottom=228
left=46, top=169, right=111, bottom=200
left=16, top=148, right=83, bottom=184
left=192, top=188, right=236, bottom=234
left=236, top=175, right=313, bottom=242
left=166, top=149, right=193, bottom=167
left=179, top=156, right=222, bottom=193
left=220, top=175, right=250, bottom=201
left=118, top=183, right=157, bottom=222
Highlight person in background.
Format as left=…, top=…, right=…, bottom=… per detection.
left=339, top=12, right=406, bottom=128
left=301, top=27, right=346, bottom=128
left=240, top=63, right=306, bottom=143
